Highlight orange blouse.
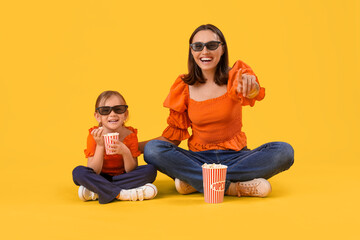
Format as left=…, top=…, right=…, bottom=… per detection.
left=162, top=60, right=265, bottom=152
left=84, top=126, right=141, bottom=176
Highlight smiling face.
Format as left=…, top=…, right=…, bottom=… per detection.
left=191, top=30, right=224, bottom=76
left=94, top=94, right=128, bottom=133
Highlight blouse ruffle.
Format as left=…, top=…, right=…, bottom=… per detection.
left=162, top=76, right=191, bottom=141
left=84, top=126, right=98, bottom=158
left=189, top=131, right=247, bottom=152
left=123, top=126, right=142, bottom=158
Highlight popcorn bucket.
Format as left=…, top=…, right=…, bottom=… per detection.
left=202, top=164, right=228, bottom=204
left=103, top=133, right=119, bottom=155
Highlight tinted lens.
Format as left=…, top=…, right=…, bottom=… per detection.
left=98, top=106, right=111, bottom=115
left=191, top=42, right=205, bottom=51
left=112, top=105, right=128, bottom=114
left=206, top=41, right=220, bottom=50
left=190, top=41, right=221, bottom=51
left=96, top=105, right=128, bottom=115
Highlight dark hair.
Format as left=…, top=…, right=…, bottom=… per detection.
left=95, top=90, right=126, bottom=110
left=182, top=24, right=229, bottom=86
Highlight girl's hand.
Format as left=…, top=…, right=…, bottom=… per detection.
left=91, top=127, right=104, bottom=146
left=107, top=139, right=131, bottom=156
left=236, top=69, right=259, bottom=98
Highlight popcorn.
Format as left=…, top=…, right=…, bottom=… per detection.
left=104, top=132, right=118, bottom=137
left=202, top=163, right=228, bottom=169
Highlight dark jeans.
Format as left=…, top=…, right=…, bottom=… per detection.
left=72, top=165, right=157, bottom=204
left=144, top=140, right=294, bottom=193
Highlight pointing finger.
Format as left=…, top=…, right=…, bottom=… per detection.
left=243, top=78, right=247, bottom=96
left=247, top=78, right=252, bottom=95
left=236, top=68, right=243, bottom=81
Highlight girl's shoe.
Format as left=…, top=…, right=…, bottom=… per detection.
left=233, top=178, right=272, bottom=197
left=78, top=186, right=99, bottom=201
left=118, top=183, right=158, bottom=201
left=175, top=178, right=197, bottom=194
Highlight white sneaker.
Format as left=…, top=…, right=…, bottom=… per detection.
left=118, top=183, right=158, bottom=201
left=235, top=178, right=272, bottom=197
left=78, top=186, right=98, bottom=201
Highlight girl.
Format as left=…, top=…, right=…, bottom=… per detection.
left=73, top=91, right=157, bottom=204
left=141, top=24, right=294, bottom=198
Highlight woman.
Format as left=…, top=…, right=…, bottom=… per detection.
left=139, top=24, right=294, bottom=197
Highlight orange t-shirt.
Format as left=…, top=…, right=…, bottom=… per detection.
left=162, top=60, right=265, bottom=152
left=84, top=126, right=141, bottom=176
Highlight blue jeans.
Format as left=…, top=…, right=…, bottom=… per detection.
left=144, top=140, right=294, bottom=193
left=72, top=165, right=157, bottom=204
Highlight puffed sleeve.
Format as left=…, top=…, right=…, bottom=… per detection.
left=162, top=76, right=191, bottom=141
left=123, top=127, right=141, bottom=157
left=227, top=60, right=265, bottom=106
left=84, top=127, right=97, bottom=158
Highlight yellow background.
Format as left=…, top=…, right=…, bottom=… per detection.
left=1, top=0, right=359, bottom=239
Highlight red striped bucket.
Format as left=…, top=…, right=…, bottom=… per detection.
left=202, top=165, right=227, bottom=203
left=103, top=133, right=119, bottom=155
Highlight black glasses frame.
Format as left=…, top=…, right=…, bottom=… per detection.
left=190, top=41, right=222, bottom=52
left=96, top=105, right=128, bottom=115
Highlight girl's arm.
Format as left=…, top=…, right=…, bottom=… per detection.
left=87, top=127, right=105, bottom=174
left=87, top=145, right=105, bottom=174
left=121, top=148, right=138, bottom=173
left=138, top=136, right=180, bottom=153
left=108, top=140, right=138, bottom=173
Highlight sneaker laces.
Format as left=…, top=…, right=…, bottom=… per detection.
left=236, top=181, right=260, bottom=197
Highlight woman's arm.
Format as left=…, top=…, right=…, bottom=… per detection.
left=138, top=136, right=180, bottom=153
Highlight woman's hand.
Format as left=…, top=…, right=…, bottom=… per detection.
left=91, top=127, right=104, bottom=147
left=236, top=69, right=259, bottom=98
left=107, top=139, right=131, bottom=156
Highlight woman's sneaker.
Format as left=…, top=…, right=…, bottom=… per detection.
left=117, top=183, right=158, bottom=201
left=78, top=186, right=98, bottom=201
left=174, top=178, right=197, bottom=194
left=234, top=178, right=272, bottom=197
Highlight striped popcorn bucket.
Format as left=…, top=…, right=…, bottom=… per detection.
left=202, top=164, right=228, bottom=203
left=103, top=133, right=119, bottom=155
